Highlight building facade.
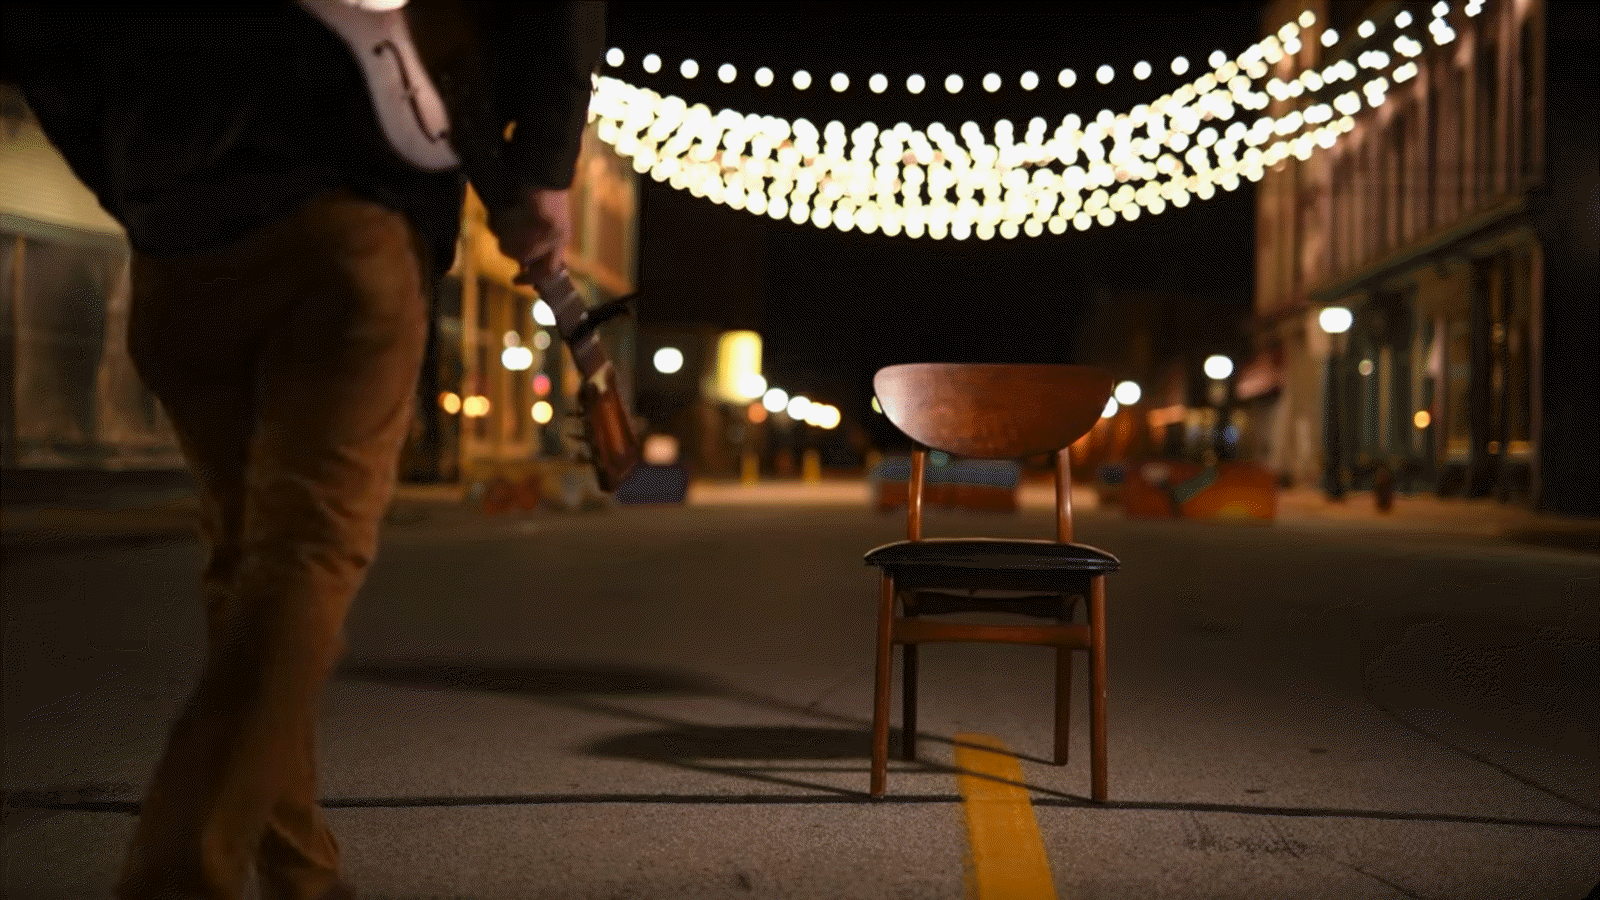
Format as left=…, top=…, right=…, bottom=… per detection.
left=407, top=121, right=640, bottom=488
left=1251, top=0, right=1597, bottom=514
left=0, top=83, right=183, bottom=470
left=1, top=84, right=640, bottom=488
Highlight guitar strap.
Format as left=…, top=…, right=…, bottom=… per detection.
left=295, top=0, right=460, bottom=172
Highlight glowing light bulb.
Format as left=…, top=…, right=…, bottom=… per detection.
left=1204, top=355, right=1233, bottom=379
left=831, top=72, right=849, bottom=92
left=532, top=300, right=556, bottom=327
left=1096, top=64, right=1114, bottom=84
left=1209, top=49, right=1227, bottom=68
left=605, top=48, right=624, bottom=67
left=869, top=73, right=887, bottom=93
left=679, top=59, right=699, bottom=79
left=652, top=347, right=683, bottom=374
left=945, top=73, right=964, bottom=93
left=983, top=72, right=1001, bottom=92
left=1358, top=19, right=1376, bottom=37
left=718, top=63, right=736, bottom=83
left=907, top=73, right=926, bottom=94
left=793, top=69, right=811, bottom=89
left=755, top=66, right=774, bottom=87
left=1171, top=56, right=1190, bottom=75
left=1133, top=61, right=1152, bottom=80
left=642, top=53, right=661, bottom=74
left=1058, top=68, right=1076, bottom=88
left=1020, top=70, right=1039, bottom=90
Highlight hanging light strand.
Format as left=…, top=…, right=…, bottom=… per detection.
left=591, top=5, right=1447, bottom=239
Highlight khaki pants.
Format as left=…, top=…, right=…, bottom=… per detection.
left=118, top=189, right=430, bottom=900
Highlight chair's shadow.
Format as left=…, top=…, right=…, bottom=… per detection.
left=339, top=659, right=1047, bottom=799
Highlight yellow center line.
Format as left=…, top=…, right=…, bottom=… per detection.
left=953, top=732, right=1058, bottom=900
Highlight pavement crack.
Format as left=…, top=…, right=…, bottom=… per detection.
left=1362, top=690, right=1600, bottom=817
left=1339, top=859, right=1433, bottom=900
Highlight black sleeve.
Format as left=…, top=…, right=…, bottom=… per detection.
left=473, top=1, right=606, bottom=195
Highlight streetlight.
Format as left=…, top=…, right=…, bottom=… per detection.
left=652, top=346, right=683, bottom=374
left=1203, top=355, right=1233, bottom=460
left=1319, top=306, right=1353, bottom=499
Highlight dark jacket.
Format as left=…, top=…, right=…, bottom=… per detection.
left=2, top=2, right=604, bottom=274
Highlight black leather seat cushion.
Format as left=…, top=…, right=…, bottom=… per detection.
left=864, top=538, right=1120, bottom=574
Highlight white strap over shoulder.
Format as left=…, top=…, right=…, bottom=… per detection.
left=297, top=0, right=462, bottom=172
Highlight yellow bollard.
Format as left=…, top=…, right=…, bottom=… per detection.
left=741, top=449, right=760, bottom=485
left=802, top=448, right=822, bottom=484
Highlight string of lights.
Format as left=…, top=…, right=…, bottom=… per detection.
left=587, top=3, right=1475, bottom=240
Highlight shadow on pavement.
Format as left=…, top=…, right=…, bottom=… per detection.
left=589, top=724, right=870, bottom=761
left=340, top=660, right=715, bottom=697
left=323, top=659, right=1600, bottom=829
left=11, top=659, right=1598, bottom=831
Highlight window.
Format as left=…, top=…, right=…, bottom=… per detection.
left=1476, top=36, right=1499, bottom=202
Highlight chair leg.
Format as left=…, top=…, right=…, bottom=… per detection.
left=1088, top=575, right=1109, bottom=802
left=871, top=574, right=895, bottom=798
left=901, top=643, right=918, bottom=761
left=1053, top=646, right=1071, bottom=765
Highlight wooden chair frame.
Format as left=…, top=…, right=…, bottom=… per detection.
left=865, top=364, right=1115, bottom=801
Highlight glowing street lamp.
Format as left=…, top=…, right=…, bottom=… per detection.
left=501, top=345, right=534, bottom=371
left=653, top=347, right=684, bottom=374
left=1318, top=306, right=1353, bottom=335
left=1318, top=305, right=1353, bottom=499
left=1203, top=355, right=1234, bottom=461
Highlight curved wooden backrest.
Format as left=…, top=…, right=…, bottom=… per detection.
left=874, top=363, right=1114, bottom=458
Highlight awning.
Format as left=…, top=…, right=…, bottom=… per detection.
left=1234, top=346, right=1284, bottom=401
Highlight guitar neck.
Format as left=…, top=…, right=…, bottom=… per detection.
left=533, top=271, right=609, bottom=380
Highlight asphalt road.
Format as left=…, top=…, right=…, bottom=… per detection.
left=4, top=502, right=1598, bottom=899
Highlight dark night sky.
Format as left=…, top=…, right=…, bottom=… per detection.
left=605, top=3, right=1271, bottom=425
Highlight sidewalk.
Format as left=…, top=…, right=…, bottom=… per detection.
left=1272, top=485, right=1600, bottom=552
left=3, top=472, right=1597, bottom=554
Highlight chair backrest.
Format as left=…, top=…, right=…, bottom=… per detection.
left=874, top=363, right=1114, bottom=543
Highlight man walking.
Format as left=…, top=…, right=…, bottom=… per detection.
left=3, top=3, right=604, bottom=897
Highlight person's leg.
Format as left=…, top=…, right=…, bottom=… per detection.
left=246, top=191, right=430, bottom=900
left=117, top=190, right=427, bottom=900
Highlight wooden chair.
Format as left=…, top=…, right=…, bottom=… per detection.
left=864, top=363, right=1118, bottom=801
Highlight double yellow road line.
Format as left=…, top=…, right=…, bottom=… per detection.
left=953, top=732, right=1059, bottom=900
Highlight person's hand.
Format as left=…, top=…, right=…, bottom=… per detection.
left=488, top=186, right=572, bottom=285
